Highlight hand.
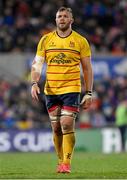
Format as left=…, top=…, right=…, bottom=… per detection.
left=31, top=83, right=40, bottom=101
left=80, top=94, right=92, bottom=110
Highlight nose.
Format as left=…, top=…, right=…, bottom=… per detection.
left=60, top=16, right=65, bottom=22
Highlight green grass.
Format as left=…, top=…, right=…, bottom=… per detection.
left=0, top=152, right=127, bottom=179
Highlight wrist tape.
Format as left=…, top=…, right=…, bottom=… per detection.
left=81, top=92, right=92, bottom=105
left=31, top=81, right=38, bottom=86
left=86, top=91, right=92, bottom=96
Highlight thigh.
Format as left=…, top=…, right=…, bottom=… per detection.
left=60, top=93, right=80, bottom=112
left=45, top=95, right=60, bottom=112
left=45, top=95, right=61, bottom=123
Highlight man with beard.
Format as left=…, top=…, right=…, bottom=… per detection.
left=31, top=7, right=93, bottom=173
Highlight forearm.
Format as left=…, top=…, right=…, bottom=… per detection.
left=31, top=65, right=41, bottom=101
left=83, top=66, right=93, bottom=92
left=81, top=56, right=93, bottom=92
left=31, top=68, right=41, bottom=83
left=81, top=65, right=93, bottom=108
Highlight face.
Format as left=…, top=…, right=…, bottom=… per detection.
left=55, top=10, right=73, bottom=31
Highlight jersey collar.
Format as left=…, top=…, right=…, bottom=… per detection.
left=56, top=30, right=72, bottom=38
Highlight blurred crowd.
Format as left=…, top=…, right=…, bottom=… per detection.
left=0, top=77, right=50, bottom=130
left=80, top=76, right=127, bottom=128
left=0, top=75, right=127, bottom=130
left=0, top=0, right=127, bottom=54
left=0, top=0, right=127, bottom=130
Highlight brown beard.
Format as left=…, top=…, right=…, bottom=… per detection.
left=57, top=23, right=70, bottom=32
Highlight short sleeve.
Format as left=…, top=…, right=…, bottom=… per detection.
left=36, top=35, right=47, bottom=57
left=80, top=37, right=91, bottom=58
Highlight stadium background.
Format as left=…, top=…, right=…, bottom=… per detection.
left=0, top=0, right=127, bottom=153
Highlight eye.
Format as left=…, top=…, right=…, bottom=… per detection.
left=57, top=15, right=61, bottom=18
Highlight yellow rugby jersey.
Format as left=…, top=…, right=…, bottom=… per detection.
left=36, top=30, right=91, bottom=95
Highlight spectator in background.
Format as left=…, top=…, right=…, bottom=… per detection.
left=115, top=99, right=127, bottom=152
left=0, top=0, right=127, bottom=54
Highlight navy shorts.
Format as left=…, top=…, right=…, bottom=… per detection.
left=45, top=93, right=80, bottom=113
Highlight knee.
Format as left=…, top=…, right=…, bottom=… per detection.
left=53, top=126, right=62, bottom=135
left=62, top=124, right=71, bottom=132
left=61, top=120, right=74, bottom=134
left=60, top=110, right=77, bottom=133
left=51, top=122, right=62, bottom=135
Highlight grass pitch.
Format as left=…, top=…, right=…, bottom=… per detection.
left=0, top=152, right=127, bottom=179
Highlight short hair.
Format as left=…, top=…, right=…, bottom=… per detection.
left=57, top=6, right=73, bottom=18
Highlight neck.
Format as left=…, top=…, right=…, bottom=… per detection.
left=56, top=28, right=72, bottom=38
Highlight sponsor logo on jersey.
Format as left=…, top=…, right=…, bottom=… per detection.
left=50, top=53, right=71, bottom=64
left=50, top=59, right=71, bottom=64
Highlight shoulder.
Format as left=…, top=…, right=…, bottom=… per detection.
left=44, top=31, right=55, bottom=38
left=72, top=31, right=89, bottom=43
left=39, top=31, right=55, bottom=43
